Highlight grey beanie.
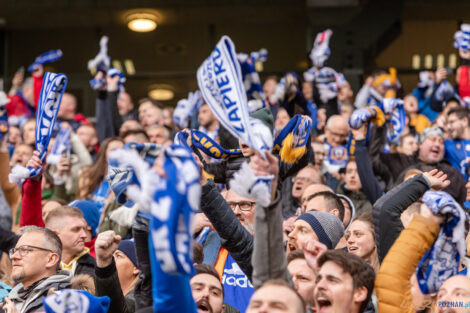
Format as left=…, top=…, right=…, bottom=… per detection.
left=336, top=194, right=356, bottom=231
left=297, top=211, right=344, bottom=249
left=419, top=127, right=444, bottom=145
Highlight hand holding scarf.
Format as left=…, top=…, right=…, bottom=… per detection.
left=9, top=72, right=68, bottom=183
left=416, top=191, right=468, bottom=294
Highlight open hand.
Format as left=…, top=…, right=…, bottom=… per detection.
left=423, top=169, right=450, bottom=190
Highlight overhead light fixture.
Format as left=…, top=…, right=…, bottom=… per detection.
left=127, top=13, right=157, bottom=32
left=149, top=85, right=174, bottom=101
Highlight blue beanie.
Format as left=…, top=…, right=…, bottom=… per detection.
left=69, top=200, right=100, bottom=236
left=118, top=239, right=138, bottom=267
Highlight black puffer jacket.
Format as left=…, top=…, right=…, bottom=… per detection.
left=373, top=174, right=430, bottom=262
left=200, top=179, right=254, bottom=280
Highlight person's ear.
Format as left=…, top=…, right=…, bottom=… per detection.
left=330, top=208, right=340, bottom=219
left=46, top=253, right=60, bottom=270
left=353, top=286, right=367, bottom=304
left=133, top=266, right=140, bottom=276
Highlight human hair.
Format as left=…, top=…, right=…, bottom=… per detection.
left=317, top=250, right=375, bottom=313
left=351, top=211, right=375, bottom=240
left=399, top=132, right=415, bottom=146
left=138, top=98, right=162, bottom=109
left=403, top=168, right=423, bottom=181
left=121, top=129, right=150, bottom=142
left=18, top=226, right=62, bottom=269
left=71, top=274, right=96, bottom=295
left=306, top=191, right=345, bottom=221
left=44, top=205, right=84, bottom=228
left=78, top=137, right=123, bottom=199
left=147, top=124, right=170, bottom=138
left=44, top=198, right=68, bottom=207
left=287, top=249, right=305, bottom=264
left=264, top=75, right=279, bottom=83
left=447, top=107, right=470, bottom=126
left=297, top=164, right=325, bottom=184
left=194, top=264, right=224, bottom=297
left=259, top=279, right=306, bottom=313
left=193, top=241, right=204, bottom=265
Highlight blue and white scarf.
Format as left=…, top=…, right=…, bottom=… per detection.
left=149, top=145, right=200, bottom=275
left=43, top=289, right=110, bottom=313
left=88, top=36, right=110, bottom=72
left=28, top=50, right=63, bottom=73
left=46, top=125, right=71, bottom=165
left=237, top=49, right=267, bottom=113
left=107, top=142, right=162, bottom=206
left=197, top=36, right=273, bottom=205
left=175, top=129, right=242, bottom=159
left=434, top=80, right=456, bottom=103
left=197, top=35, right=272, bottom=156
left=416, top=191, right=467, bottom=294
left=173, top=90, right=204, bottom=129
left=309, top=29, right=332, bottom=68
left=89, top=68, right=126, bottom=91
left=380, top=98, right=406, bottom=147
left=9, top=72, right=68, bottom=183
left=454, top=24, right=470, bottom=51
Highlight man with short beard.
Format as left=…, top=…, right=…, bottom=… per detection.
left=4, top=226, right=72, bottom=313
left=190, top=264, right=226, bottom=313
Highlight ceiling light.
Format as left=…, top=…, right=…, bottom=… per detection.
left=149, top=87, right=174, bottom=101
left=127, top=13, right=157, bottom=32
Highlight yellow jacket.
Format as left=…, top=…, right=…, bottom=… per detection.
left=375, top=215, right=440, bottom=313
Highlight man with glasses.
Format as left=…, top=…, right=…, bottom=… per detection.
left=4, top=226, right=72, bottom=313
left=200, top=184, right=257, bottom=313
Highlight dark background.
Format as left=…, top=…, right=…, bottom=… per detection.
left=0, top=0, right=467, bottom=115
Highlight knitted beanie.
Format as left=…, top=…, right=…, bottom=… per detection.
left=69, top=200, right=100, bottom=236
left=297, top=211, right=344, bottom=249
left=419, top=127, right=444, bottom=145
left=118, top=239, right=138, bottom=267
left=250, top=107, right=274, bottom=132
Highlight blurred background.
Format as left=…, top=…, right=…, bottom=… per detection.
left=0, top=0, right=467, bottom=115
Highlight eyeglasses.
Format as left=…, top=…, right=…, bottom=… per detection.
left=227, top=201, right=256, bottom=211
left=9, top=245, right=54, bottom=259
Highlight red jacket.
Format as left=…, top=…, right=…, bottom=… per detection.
left=20, top=178, right=44, bottom=227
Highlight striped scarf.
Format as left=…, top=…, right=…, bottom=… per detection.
left=28, top=50, right=63, bottom=73
left=175, top=130, right=242, bottom=159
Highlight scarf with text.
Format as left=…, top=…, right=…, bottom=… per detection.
left=46, top=125, right=71, bottom=165
left=9, top=72, right=68, bottom=183
left=175, top=129, right=242, bottom=159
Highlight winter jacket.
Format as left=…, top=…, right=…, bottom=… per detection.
left=73, top=253, right=96, bottom=278
left=8, top=270, right=72, bottom=313
left=375, top=215, right=439, bottom=313
left=96, top=90, right=123, bottom=143
left=95, top=258, right=135, bottom=313
left=354, top=139, right=383, bottom=205
left=373, top=174, right=431, bottom=262
left=200, top=179, right=254, bottom=281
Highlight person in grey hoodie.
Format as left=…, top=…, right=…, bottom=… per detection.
left=3, top=226, right=71, bottom=313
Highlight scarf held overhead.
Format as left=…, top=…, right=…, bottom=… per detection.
left=197, top=35, right=272, bottom=156
left=175, top=130, right=242, bottom=159
left=416, top=191, right=467, bottom=294
left=9, top=72, right=68, bottom=183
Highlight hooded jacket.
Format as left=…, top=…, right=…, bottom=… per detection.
left=8, top=270, right=72, bottom=313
